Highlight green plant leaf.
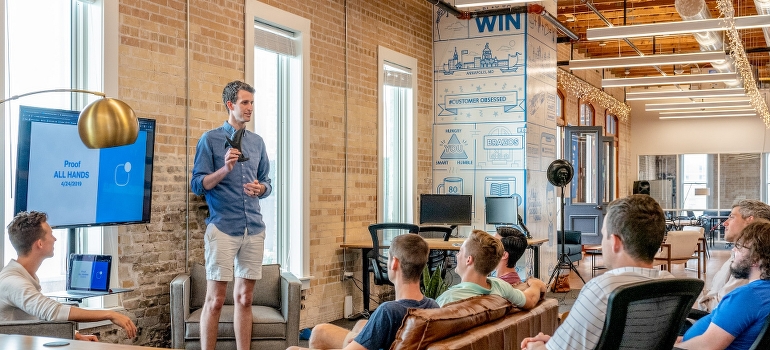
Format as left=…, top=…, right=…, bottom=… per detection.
left=421, top=262, right=448, bottom=299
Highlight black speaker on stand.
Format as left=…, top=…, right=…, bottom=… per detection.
left=546, top=159, right=586, bottom=290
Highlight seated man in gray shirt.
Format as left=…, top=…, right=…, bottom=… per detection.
left=0, top=211, right=137, bottom=341
left=521, top=194, right=673, bottom=350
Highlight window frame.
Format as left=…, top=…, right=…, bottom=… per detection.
left=1, top=0, right=120, bottom=308
left=579, top=100, right=595, bottom=126
left=245, top=1, right=310, bottom=285
left=377, top=46, right=417, bottom=223
left=556, top=89, right=565, bottom=127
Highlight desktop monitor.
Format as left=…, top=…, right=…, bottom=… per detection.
left=485, top=196, right=518, bottom=225
left=419, top=194, right=472, bottom=226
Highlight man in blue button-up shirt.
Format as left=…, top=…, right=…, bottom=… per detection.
left=191, top=80, right=272, bottom=350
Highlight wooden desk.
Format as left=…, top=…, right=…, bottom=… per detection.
left=0, top=334, right=164, bottom=350
left=341, top=237, right=548, bottom=314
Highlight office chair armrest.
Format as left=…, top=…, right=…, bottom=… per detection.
left=0, top=320, right=76, bottom=339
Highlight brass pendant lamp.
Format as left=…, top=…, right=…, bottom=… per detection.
left=0, top=89, right=139, bottom=149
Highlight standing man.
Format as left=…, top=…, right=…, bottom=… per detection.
left=0, top=211, right=137, bottom=341
left=436, top=229, right=546, bottom=308
left=695, top=200, right=770, bottom=313
left=191, top=80, right=272, bottom=350
left=288, top=234, right=439, bottom=350
left=677, top=220, right=770, bottom=350
left=521, top=194, right=672, bottom=350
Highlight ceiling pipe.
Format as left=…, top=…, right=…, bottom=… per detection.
left=755, top=0, right=770, bottom=52
left=675, top=0, right=739, bottom=86
left=425, top=0, right=579, bottom=41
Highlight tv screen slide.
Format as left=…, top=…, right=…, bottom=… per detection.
left=14, top=105, right=156, bottom=228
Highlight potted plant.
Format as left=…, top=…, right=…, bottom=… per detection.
left=421, top=263, right=449, bottom=299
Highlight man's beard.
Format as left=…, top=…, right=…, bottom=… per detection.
left=730, top=258, right=752, bottom=279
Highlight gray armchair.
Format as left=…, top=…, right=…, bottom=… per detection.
left=170, top=263, right=301, bottom=350
left=557, top=230, right=583, bottom=265
left=0, top=319, right=75, bottom=339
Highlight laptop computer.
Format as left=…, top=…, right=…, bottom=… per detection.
left=45, top=254, right=130, bottom=300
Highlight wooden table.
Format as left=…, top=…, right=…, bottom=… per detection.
left=0, top=334, right=165, bottom=350
left=341, top=237, right=548, bottom=314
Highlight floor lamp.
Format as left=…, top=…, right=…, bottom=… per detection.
left=0, top=88, right=139, bottom=149
left=546, top=159, right=586, bottom=290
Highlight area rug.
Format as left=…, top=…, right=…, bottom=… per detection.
left=545, top=288, right=581, bottom=314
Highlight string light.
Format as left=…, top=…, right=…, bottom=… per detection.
left=716, top=0, right=770, bottom=127
left=557, top=69, right=631, bottom=121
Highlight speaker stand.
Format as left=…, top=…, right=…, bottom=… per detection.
left=546, top=184, right=586, bottom=290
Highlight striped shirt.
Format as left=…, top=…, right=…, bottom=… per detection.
left=546, top=267, right=674, bottom=350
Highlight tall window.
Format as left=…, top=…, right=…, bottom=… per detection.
left=579, top=101, right=594, bottom=126
left=681, top=154, right=708, bottom=211
left=246, top=1, right=310, bottom=280
left=378, top=47, right=416, bottom=223
left=2, top=0, right=118, bottom=307
left=605, top=113, right=619, bottom=200
left=605, top=113, right=618, bottom=137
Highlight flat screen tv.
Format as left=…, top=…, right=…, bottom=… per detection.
left=485, top=196, right=518, bottom=225
left=419, top=194, right=472, bottom=226
left=14, top=105, right=156, bottom=228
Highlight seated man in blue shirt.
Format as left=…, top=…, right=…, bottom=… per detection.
left=288, top=234, right=438, bottom=350
left=436, top=229, right=545, bottom=308
left=677, top=220, right=770, bottom=350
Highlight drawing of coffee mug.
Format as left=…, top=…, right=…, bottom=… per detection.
left=437, top=177, right=463, bottom=194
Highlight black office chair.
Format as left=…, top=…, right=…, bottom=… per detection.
left=368, top=223, right=420, bottom=286
left=594, top=278, right=704, bottom=350
left=749, top=313, right=770, bottom=350
left=418, top=225, right=453, bottom=277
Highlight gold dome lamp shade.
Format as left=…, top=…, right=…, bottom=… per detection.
left=0, top=89, right=139, bottom=149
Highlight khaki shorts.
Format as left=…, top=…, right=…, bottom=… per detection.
left=204, top=223, right=264, bottom=281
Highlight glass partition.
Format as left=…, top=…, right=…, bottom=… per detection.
left=638, top=153, right=762, bottom=211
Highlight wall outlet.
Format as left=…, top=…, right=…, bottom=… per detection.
left=343, top=271, right=354, bottom=278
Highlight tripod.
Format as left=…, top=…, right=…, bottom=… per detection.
left=546, top=183, right=585, bottom=290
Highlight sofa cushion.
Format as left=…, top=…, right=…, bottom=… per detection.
left=185, top=305, right=287, bottom=340
left=425, top=298, right=559, bottom=350
left=391, top=295, right=513, bottom=350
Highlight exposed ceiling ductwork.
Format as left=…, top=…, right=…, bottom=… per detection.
left=675, top=0, right=737, bottom=81
left=756, top=0, right=770, bottom=48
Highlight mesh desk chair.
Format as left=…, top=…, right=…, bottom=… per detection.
left=368, top=223, right=420, bottom=286
left=594, top=278, right=704, bottom=350
left=418, top=225, right=453, bottom=277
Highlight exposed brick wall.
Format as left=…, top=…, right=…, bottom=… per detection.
left=112, top=0, right=433, bottom=346
left=111, top=1, right=632, bottom=346
left=555, top=49, right=631, bottom=198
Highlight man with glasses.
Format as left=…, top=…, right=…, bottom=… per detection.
left=696, top=200, right=770, bottom=313
left=677, top=220, right=770, bottom=349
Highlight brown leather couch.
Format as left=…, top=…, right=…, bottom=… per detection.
left=391, top=295, right=559, bottom=350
